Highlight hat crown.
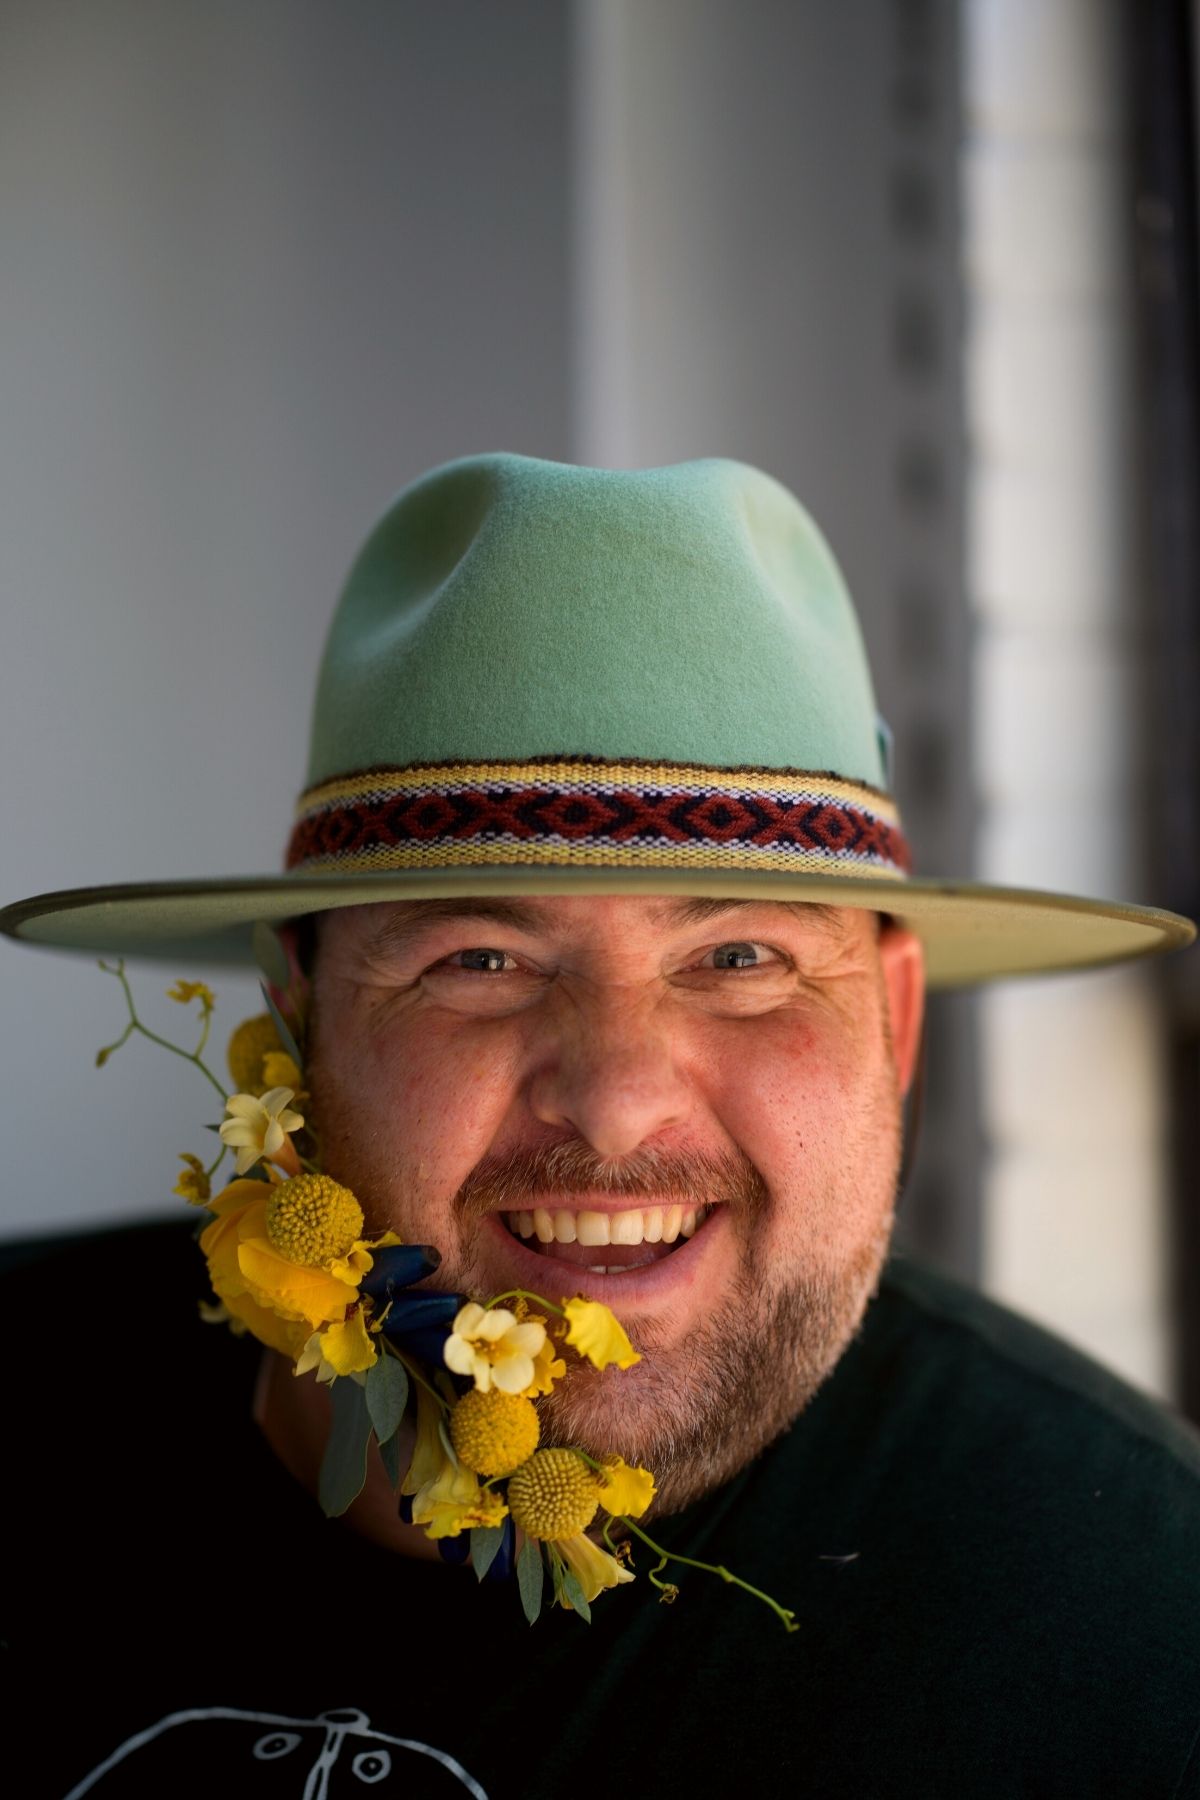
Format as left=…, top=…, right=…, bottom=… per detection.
left=306, top=453, right=886, bottom=789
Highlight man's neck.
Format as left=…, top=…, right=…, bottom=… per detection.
left=254, top=1349, right=444, bottom=1562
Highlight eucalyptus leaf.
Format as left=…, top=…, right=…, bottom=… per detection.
left=366, top=1353, right=408, bottom=1445
left=437, top=1417, right=459, bottom=1467
left=561, top=1569, right=591, bottom=1623
left=259, top=981, right=304, bottom=1071
left=251, top=921, right=292, bottom=991
left=318, top=1378, right=372, bottom=1518
left=378, top=1430, right=403, bottom=1491
left=517, top=1540, right=544, bottom=1626
left=470, top=1524, right=505, bottom=1583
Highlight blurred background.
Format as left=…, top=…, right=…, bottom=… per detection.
left=2, top=0, right=1197, bottom=1417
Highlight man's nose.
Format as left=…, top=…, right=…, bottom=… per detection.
left=526, top=992, right=692, bottom=1157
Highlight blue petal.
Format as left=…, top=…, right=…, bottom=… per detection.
left=438, top=1533, right=471, bottom=1566
left=360, top=1243, right=442, bottom=1299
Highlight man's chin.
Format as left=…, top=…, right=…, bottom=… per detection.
left=534, top=1254, right=886, bottom=1516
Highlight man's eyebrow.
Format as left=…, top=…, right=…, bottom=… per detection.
left=358, top=898, right=551, bottom=960
left=649, top=896, right=852, bottom=935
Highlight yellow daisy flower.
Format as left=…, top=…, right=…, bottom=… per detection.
left=557, top=1532, right=636, bottom=1605
left=563, top=1297, right=641, bottom=1371
left=444, top=1301, right=547, bottom=1394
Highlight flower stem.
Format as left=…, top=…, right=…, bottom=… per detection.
left=388, top=1343, right=449, bottom=1412
left=98, top=960, right=229, bottom=1101
left=483, top=1288, right=565, bottom=1319
left=619, top=1517, right=798, bottom=1633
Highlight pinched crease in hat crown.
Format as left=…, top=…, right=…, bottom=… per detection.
left=287, top=454, right=909, bottom=884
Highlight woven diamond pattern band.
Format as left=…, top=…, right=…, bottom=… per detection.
left=286, top=759, right=911, bottom=881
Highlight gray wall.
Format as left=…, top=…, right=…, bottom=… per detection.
left=2, top=1, right=973, bottom=1260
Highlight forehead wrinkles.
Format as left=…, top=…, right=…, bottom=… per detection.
left=456, top=1139, right=768, bottom=1221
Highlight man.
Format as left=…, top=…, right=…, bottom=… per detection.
left=3, top=453, right=1199, bottom=1798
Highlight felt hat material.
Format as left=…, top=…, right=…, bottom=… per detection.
left=2, top=454, right=1193, bottom=986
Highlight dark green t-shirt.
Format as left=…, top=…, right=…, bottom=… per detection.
left=5, top=1220, right=1199, bottom=1798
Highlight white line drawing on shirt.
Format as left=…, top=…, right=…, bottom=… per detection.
left=63, top=1705, right=490, bottom=1799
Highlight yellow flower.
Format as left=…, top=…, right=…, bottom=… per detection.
left=520, top=1322, right=567, bottom=1397
left=198, top=1182, right=312, bottom=1358
left=227, top=1013, right=291, bottom=1095
left=557, top=1531, right=636, bottom=1605
left=218, top=1087, right=304, bottom=1175
left=449, top=1388, right=540, bottom=1477
left=295, top=1310, right=377, bottom=1384
left=262, top=1050, right=303, bottom=1091
left=404, top=1387, right=509, bottom=1539
left=415, top=1465, right=508, bottom=1540
left=507, top=1449, right=599, bottom=1541
left=265, top=1174, right=363, bottom=1265
left=172, top=1152, right=211, bottom=1206
left=444, top=1302, right=547, bottom=1395
left=166, top=978, right=215, bottom=1014
left=563, top=1297, right=641, bottom=1371
left=401, top=1382, right=449, bottom=1500
left=595, top=1454, right=657, bottom=1519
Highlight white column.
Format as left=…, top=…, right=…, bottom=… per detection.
left=964, top=0, right=1170, bottom=1393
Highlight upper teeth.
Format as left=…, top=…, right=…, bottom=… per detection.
left=506, top=1205, right=709, bottom=1247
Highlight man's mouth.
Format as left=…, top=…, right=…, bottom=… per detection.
left=499, top=1202, right=714, bottom=1273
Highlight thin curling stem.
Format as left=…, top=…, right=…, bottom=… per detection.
left=620, top=1517, right=798, bottom=1634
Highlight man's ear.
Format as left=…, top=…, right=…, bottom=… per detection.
left=878, top=923, right=925, bottom=1097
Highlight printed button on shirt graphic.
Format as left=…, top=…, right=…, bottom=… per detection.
left=65, top=1707, right=489, bottom=1798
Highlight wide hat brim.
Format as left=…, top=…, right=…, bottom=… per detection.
left=1, top=867, right=1192, bottom=989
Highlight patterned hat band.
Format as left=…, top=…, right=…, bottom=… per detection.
left=286, top=759, right=912, bottom=881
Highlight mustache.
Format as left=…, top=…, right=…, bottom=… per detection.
left=455, top=1138, right=768, bottom=1222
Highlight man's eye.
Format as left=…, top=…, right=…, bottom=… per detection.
left=707, top=941, right=776, bottom=970
left=447, top=948, right=515, bottom=973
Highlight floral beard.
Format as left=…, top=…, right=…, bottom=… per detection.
left=448, top=1140, right=898, bottom=1516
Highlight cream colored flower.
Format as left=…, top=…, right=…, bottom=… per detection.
left=444, top=1301, right=547, bottom=1394
left=218, top=1087, right=304, bottom=1175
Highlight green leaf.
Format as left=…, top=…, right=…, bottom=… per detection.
left=259, top=981, right=304, bottom=1071
left=471, top=1524, right=505, bottom=1583
left=252, top=921, right=292, bottom=990
left=437, top=1416, right=458, bottom=1466
left=366, top=1353, right=408, bottom=1445
left=378, top=1430, right=404, bottom=1491
left=318, top=1378, right=372, bottom=1517
left=517, top=1540, right=544, bottom=1625
left=561, top=1569, right=591, bottom=1623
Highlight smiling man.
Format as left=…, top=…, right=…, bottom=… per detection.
left=302, top=894, right=921, bottom=1515
left=3, top=453, right=1199, bottom=1799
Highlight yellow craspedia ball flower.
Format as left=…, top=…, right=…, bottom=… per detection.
left=449, top=1388, right=540, bottom=1478
left=506, top=1449, right=599, bottom=1541
left=227, top=1013, right=287, bottom=1096
left=265, top=1174, right=364, bottom=1267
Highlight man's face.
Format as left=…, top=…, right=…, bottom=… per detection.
left=307, top=895, right=924, bottom=1510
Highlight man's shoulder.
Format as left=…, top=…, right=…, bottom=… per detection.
left=874, top=1252, right=1200, bottom=1485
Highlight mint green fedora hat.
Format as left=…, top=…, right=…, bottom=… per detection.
left=1, top=453, right=1193, bottom=986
